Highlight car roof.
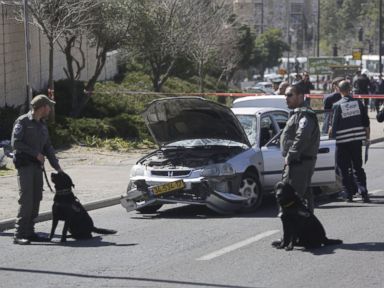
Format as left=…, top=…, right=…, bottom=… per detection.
left=231, top=107, right=289, bottom=115
left=232, top=95, right=288, bottom=110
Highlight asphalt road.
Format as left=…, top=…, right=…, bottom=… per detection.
left=1, top=142, right=384, bottom=288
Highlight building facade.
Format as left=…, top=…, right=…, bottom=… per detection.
left=0, top=3, right=118, bottom=108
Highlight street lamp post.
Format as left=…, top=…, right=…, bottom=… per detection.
left=380, top=0, right=383, bottom=76
left=22, top=0, right=32, bottom=112
left=316, top=0, right=320, bottom=89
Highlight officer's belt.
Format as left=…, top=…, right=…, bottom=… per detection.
left=290, top=155, right=316, bottom=165
left=301, top=155, right=316, bottom=161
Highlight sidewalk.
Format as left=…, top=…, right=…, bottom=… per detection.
left=0, top=148, right=147, bottom=231
left=0, top=112, right=383, bottom=231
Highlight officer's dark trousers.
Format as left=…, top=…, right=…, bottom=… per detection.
left=336, top=140, right=367, bottom=198
left=15, top=164, right=43, bottom=238
left=282, top=159, right=316, bottom=213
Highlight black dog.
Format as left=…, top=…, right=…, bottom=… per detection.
left=272, top=181, right=342, bottom=250
left=50, top=172, right=117, bottom=242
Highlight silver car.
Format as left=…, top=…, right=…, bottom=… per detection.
left=121, top=97, right=338, bottom=214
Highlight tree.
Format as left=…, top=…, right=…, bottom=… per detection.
left=320, top=0, right=378, bottom=56
left=187, top=1, right=233, bottom=93
left=250, top=28, right=290, bottom=79
left=17, top=0, right=98, bottom=93
left=129, top=0, right=213, bottom=92
left=71, top=0, right=137, bottom=117
left=214, top=26, right=243, bottom=91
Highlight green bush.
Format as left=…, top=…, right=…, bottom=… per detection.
left=107, top=113, right=140, bottom=139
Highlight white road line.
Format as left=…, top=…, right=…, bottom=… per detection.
left=369, top=189, right=382, bottom=195
left=196, top=230, right=279, bottom=261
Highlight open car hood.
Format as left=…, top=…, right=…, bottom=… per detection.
left=141, top=97, right=251, bottom=147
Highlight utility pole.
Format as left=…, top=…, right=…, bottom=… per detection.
left=380, top=0, right=383, bottom=77
left=316, top=0, right=320, bottom=89
left=22, top=0, right=32, bottom=112
left=287, top=2, right=291, bottom=83
left=261, top=0, right=264, bottom=33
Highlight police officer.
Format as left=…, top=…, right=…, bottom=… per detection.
left=329, top=80, right=370, bottom=203
left=281, top=82, right=320, bottom=212
left=11, top=94, right=63, bottom=245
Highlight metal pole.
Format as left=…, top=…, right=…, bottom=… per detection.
left=261, top=0, right=264, bottom=33
left=316, top=0, right=320, bottom=89
left=380, top=0, right=383, bottom=77
left=287, top=2, right=291, bottom=83
left=22, top=0, right=31, bottom=112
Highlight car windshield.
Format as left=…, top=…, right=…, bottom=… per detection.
left=165, top=138, right=248, bottom=148
left=236, top=115, right=257, bottom=146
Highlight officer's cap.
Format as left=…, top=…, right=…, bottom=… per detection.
left=30, top=94, right=55, bottom=109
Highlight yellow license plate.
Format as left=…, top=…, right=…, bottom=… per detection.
left=152, top=180, right=185, bottom=196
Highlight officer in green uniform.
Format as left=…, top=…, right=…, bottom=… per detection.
left=11, top=95, right=63, bottom=245
left=280, top=82, right=320, bottom=212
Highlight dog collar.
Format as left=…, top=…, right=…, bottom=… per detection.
left=55, top=188, right=72, bottom=195
left=282, top=201, right=295, bottom=208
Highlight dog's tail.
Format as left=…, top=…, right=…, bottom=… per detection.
left=324, top=238, right=343, bottom=246
left=92, top=227, right=117, bottom=235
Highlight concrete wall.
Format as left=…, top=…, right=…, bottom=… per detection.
left=0, top=4, right=118, bottom=108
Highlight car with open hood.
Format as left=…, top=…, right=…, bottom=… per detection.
left=120, top=96, right=339, bottom=214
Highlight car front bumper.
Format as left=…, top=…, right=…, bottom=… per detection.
left=120, top=176, right=247, bottom=214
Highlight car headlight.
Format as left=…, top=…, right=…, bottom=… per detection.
left=200, top=163, right=235, bottom=177
left=130, top=165, right=145, bottom=177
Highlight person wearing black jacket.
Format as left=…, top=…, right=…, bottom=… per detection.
left=329, top=81, right=370, bottom=203
left=302, top=72, right=315, bottom=106
left=322, top=77, right=344, bottom=134
left=377, top=104, right=384, bottom=122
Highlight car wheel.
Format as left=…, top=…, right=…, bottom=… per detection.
left=238, top=172, right=262, bottom=212
left=137, top=204, right=163, bottom=214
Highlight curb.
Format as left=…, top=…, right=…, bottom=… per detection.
left=0, top=196, right=121, bottom=232
left=370, top=137, right=384, bottom=145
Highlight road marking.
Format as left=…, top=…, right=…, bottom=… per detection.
left=369, top=189, right=382, bottom=195
left=196, top=230, right=279, bottom=261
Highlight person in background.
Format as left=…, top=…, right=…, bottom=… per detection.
left=375, top=75, right=384, bottom=112
left=275, top=81, right=289, bottom=95
left=329, top=81, right=370, bottom=203
left=11, top=95, right=64, bottom=245
left=377, top=103, right=384, bottom=122
left=322, top=77, right=344, bottom=134
left=302, top=72, right=315, bottom=106
left=353, top=73, right=371, bottom=113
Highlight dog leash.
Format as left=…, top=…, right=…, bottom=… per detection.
left=42, top=165, right=54, bottom=193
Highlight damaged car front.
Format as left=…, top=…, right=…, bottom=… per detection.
left=121, top=97, right=260, bottom=214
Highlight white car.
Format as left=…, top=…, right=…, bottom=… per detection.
left=249, top=82, right=275, bottom=94
left=120, top=97, right=339, bottom=215
left=232, top=95, right=288, bottom=110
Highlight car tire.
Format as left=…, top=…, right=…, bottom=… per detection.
left=238, top=172, right=262, bottom=213
left=137, top=204, right=163, bottom=214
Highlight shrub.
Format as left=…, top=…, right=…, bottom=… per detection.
left=107, top=113, right=140, bottom=139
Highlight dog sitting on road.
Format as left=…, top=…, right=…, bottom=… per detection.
left=272, top=181, right=342, bottom=251
left=49, top=172, right=117, bottom=242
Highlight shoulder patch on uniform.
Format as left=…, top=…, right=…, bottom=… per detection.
left=299, top=117, right=308, bottom=129
left=13, top=123, right=23, bottom=135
